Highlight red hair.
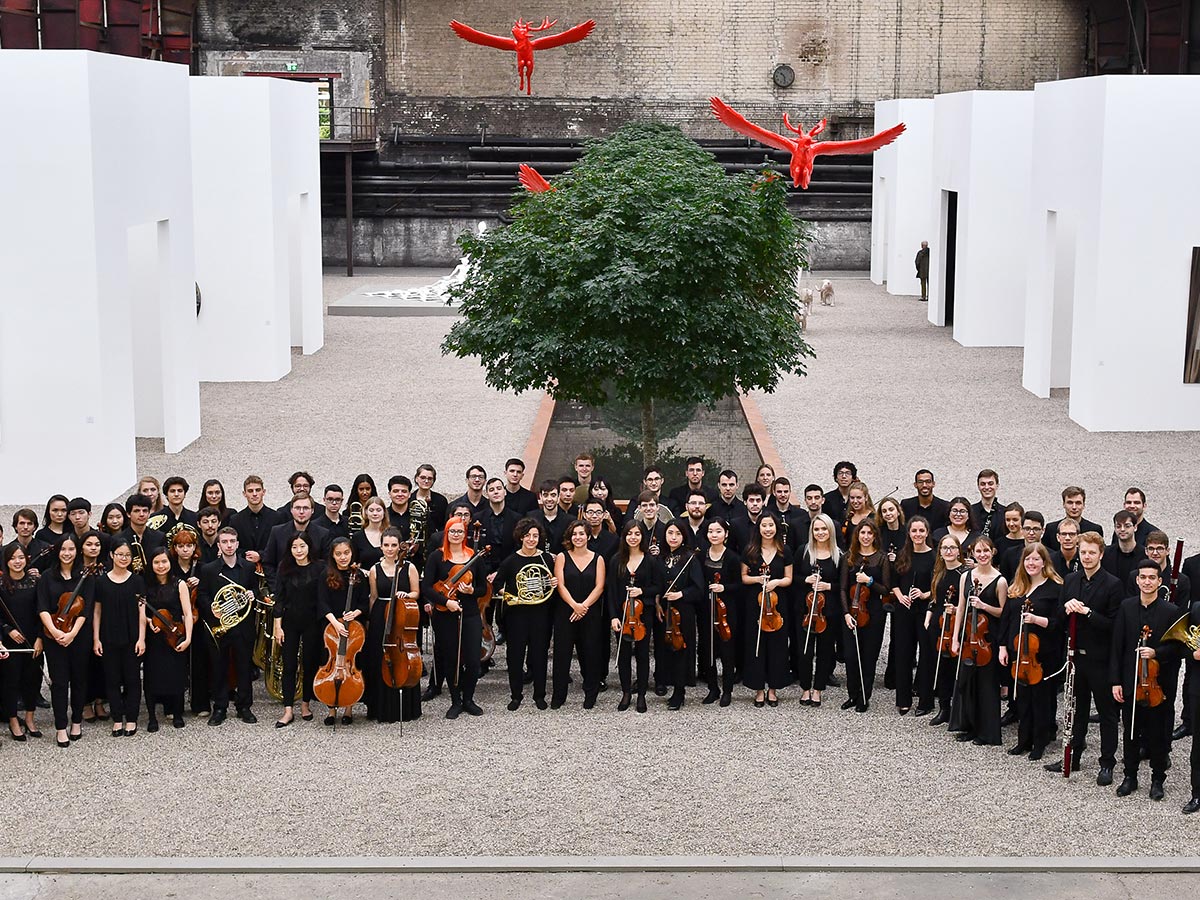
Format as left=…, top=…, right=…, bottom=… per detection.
left=440, top=515, right=474, bottom=560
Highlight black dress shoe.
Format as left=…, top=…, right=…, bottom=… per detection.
left=420, top=686, right=442, bottom=702
left=702, top=688, right=720, bottom=705
left=340, top=715, right=353, bottom=726
left=57, top=736, right=70, bottom=748
left=68, top=729, right=82, bottom=741
left=654, top=684, right=668, bottom=697
left=1044, top=760, right=1064, bottom=773
left=1172, top=724, right=1191, bottom=741
left=463, top=700, right=483, bottom=716
left=323, top=715, right=336, bottom=726
left=1097, top=767, right=1113, bottom=786
left=445, top=705, right=462, bottom=720
left=173, top=715, right=185, bottom=729
left=855, top=703, right=869, bottom=714
left=930, top=709, right=949, bottom=726
left=827, top=675, right=841, bottom=687
left=720, top=692, right=732, bottom=707
left=956, top=732, right=977, bottom=742
left=1000, top=707, right=1018, bottom=727
left=582, top=694, right=597, bottom=710
left=636, top=694, right=648, bottom=713
left=755, top=698, right=766, bottom=708
left=811, top=698, right=822, bottom=708
left=1028, top=745, right=1045, bottom=761
left=668, top=690, right=684, bottom=710
left=239, top=709, right=258, bottom=724
left=1183, top=797, right=1200, bottom=815
left=913, top=707, right=932, bottom=718
left=275, top=717, right=293, bottom=729
left=1116, top=776, right=1138, bottom=796
left=209, top=709, right=227, bottom=726
left=1008, top=743, right=1031, bottom=756
left=301, top=712, right=314, bottom=721
left=550, top=697, right=565, bottom=710
left=841, top=699, right=856, bottom=711
left=897, top=707, right=910, bottom=716
left=507, top=697, right=522, bottom=711
left=147, top=719, right=159, bottom=733
left=617, top=692, right=631, bottom=712
left=111, top=726, right=125, bottom=737
left=534, top=697, right=548, bottom=711
left=767, top=697, right=779, bottom=708
left=1149, top=780, right=1165, bottom=801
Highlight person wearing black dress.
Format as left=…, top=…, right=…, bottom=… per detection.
left=317, top=537, right=370, bottom=726
left=840, top=520, right=890, bottom=713
left=75, top=531, right=110, bottom=724
left=493, top=519, right=558, bottom=711
left=795, top=515, right=839, bottom=708
left=272, top=531, right=322, bottom=727
left=607, top=520, right=661, bottom=713
left=889, top=517, right=934, bottom=715
left=700, top=518, right=741, bottom=708
left=928, top=535, right=969, bottom=727
left=351, top=496, right=387, bottom=572
left=552, top=520, right=607, bottom=709
left=92, top=541, right=147, bottom=736
left=365, top=528, right=422, bottom=724
left=659, top=522, right=704, bottom=710
left=168, top=528, right=206, bottom=717
left=141, top=548, right=193, bottom=731
left=37, top=537, right=93, bottom=747
left=742, top=512, right=794, bottom=708
left=999, top=543, right=1064, bottom=761
left=949, top=536, right=1006, bottom=746
left=1, top=543, right=44, bottom=741
left=421, top=517, right=485, bottom=719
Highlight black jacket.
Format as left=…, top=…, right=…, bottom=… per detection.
left=1060, top=567, right=1123, bottom=660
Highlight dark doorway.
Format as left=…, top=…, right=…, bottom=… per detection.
left=943, top=190, right=958, bottom=327
left=1186, top=247, right=1200, bottom=383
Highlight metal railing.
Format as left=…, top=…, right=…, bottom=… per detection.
left=324, top=106, right=378, bottom=143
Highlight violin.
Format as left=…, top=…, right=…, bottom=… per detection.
left=382, top=541, right=422, bottom=690
left=711, top=572, right=731, bottom=642
left=140, top=595, right=186, bottom=650
left=959, top=578, right=991, bottom=667
left=757, top=563, right=784, bottom=633
left=1011, top=597, right=1043, bottom=686
left=620, top=586, right=646, bottom=642
left=1133, top=624, right=1164, bottom=707
left=433, top=546, right=492, bottom=612
left=847, top=566, right=870, bottom=629
left=802, top=566, right=827, bottom=634
left=51, top=564, right=102, bottom=632
left=933, top=580, right=958, bottom=657
left=663, top=550, right=693, bottom=651
left=313, top=565, right=366, bottom=712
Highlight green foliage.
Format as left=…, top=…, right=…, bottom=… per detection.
left=443, top=122, right=814, bottom=416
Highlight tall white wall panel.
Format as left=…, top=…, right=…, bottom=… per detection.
left=871, top=98, right=934, bottom=297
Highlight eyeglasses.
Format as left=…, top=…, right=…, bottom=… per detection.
left=1022, top=526, right=1043, bottom=533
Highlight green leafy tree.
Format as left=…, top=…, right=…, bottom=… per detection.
left=443, top=122, right=814, bottom=467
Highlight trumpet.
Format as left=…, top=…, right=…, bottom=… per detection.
left=130, top=535, right=147, bottom=574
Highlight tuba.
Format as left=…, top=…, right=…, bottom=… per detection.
left=146, top=512, right=169, bottom=533
left=210, top=575, right=255, bottom=643
left=265, top=636, right=303, bottom=701
left=410, top=496, right=429, bottom=551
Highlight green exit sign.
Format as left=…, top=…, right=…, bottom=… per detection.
left=285, top=62, right=299, bottom=72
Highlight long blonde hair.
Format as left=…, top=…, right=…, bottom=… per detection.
left=1009, top=543, right=1063, bottom=596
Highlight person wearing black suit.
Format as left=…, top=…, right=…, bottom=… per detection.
left=198, top=527, right=260, bottom=726
left=900, top=469, right=950, bottom=533
left=118, top=493, right=166, bottom=576
left=1044, top=486, right=1104, bottom=553
left=665, top=457, right=718, bottom=516
left=230, top=476, right=282, bottom=567
left=824, top=461, right=857, bottom=526
left=261, top=496, right=329, bottom=588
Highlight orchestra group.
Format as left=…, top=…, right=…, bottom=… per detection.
left=2, top=455, right=1199, bottom=815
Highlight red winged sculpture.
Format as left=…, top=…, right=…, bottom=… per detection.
left=450, top=17, right=597, bottom=95
left=709, top=97, right=906, bottom=189
left=517, top=164, right=554, bottom=193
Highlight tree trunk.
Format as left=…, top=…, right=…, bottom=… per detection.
left=640, top=397, right=657, bottom=470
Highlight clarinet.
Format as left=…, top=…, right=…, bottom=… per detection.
left=1060, top=611, right=1079, bottom=777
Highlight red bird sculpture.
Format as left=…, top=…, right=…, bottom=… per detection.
left=709, top=97, right=906, bottom=189
left=450, top=17, right=596, bottom=95
left=517, top=164, right=554, bottom=193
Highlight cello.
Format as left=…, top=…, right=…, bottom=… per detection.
left=382, top=540, right=422, bottom=690
left=313, top=564, right=366, bottom=717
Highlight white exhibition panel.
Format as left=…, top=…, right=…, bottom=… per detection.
left=929, top=90, right=1034, bottom=347
left=191, top=77, right=323, bottom=382
left=1051, top=77, right=1200, bottom=430
left=0, top=51, right=200, bottom=504
left=870, top=98, right=934, bottom=297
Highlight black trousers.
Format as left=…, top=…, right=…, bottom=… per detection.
left=44, top=638, right=89, bottom=730
left=102, top=643, right=142, bottom=724
left=702, top=606, right=738, bottom=695
left=1071, top=653, right=1119, bottom=769
left=1180, top=666, right=1193, bottom=730
left=890, top=601, right=922, bottom=709
left=505, top=603, right=553, bottom=702
left=1122, top=697, right=1172, bottom=781
left=552, top=601, right=606, bottom=702
left=661, top=604, right=697, bottom=689
left=431, top=608, right=481, bottom=702
left=1015, top=678, right=1056, bottom=750
left=794, top=616, right=833, bottom=692
left=914, top=608, right=937, bottom=709
left=1190, top=690, right=1200, bottom=797
left=208, top=629, right=254, bottom=713
left=842, top=616, right=885, bottom=704
left=615, top=633, right=650, bottom=694
left=280, top=616, right=324, bottom=705
left=1, top=651, right=43, bottom=719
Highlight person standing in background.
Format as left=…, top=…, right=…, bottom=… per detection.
left=915, top=241, right=930, bottom=301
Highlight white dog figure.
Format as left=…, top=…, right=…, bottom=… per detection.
left=795, top=287, right=814, bottom=333
left=819, top=279, right=835, bottom=306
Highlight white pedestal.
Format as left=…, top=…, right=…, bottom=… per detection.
left=871, top=98, right=934, bottom=297
left=190, top=77, right=324, bottom=382
left=929, top=90, right=1034, bottom=347
left=0, top=51, right=200, bottom=504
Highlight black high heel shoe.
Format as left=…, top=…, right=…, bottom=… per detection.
left=617, top=692, right=632, bottom=712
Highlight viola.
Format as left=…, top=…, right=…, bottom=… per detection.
left=1133, top=624, right=1164, bottom=707
left=51, top=564, right=101, bottom=632
left=140, top=596, right=186, bottom=650
left=711, top=573, right=731, bottom=643
left=959, top=579, right=991, bottom=668
left=433, top=546, right=492, bottom=612
left=757, top=563, right=784, bottom=633
left=847, top=566, right=870, bottom=629
left=1011, top=597, right=1043, bottom=686
left=313, top=565, right=366, bottom=712
left=802, top=568, right=827, bottom=634
left=620, top=586, right=646, bottom=642
left=382, top=541, right=422, bottom=690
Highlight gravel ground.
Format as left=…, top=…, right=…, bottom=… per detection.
left=2, top=270, right=1198, bottom=859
